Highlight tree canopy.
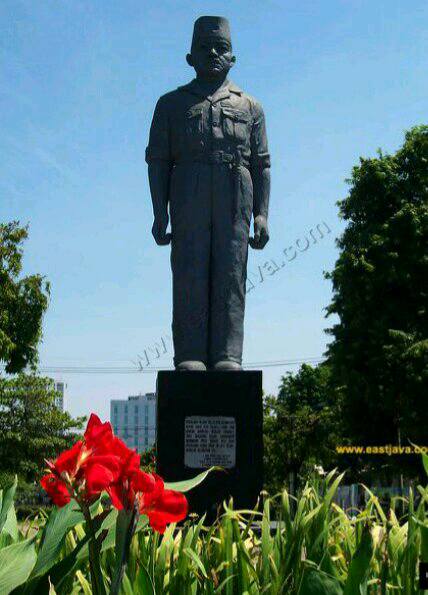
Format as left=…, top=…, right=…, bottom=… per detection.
left=263, top=363, right=342, bottom=495
left=0, top=222, right=50, bottom=373
left=325, top=125, right=428, bottom=455
left=0, top=374, right=85, bottom=482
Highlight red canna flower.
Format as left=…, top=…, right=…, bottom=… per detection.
left=54, top=440, right=84, bottom=474
left=139, top=473, right=188, bottom=534
left=96, top=435, right=187, bottom=532
left=84, top=414, right=114, bottom=449
left=84, top=455, right=122, bottom=500
left=40, top=414, right=121, bottom=506
left=105, top=435, right=155, bottom=509
left=40, top=413, right=188, bottom=533
left=40, top=474, right=71, bottom=507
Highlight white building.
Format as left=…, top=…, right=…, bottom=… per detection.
left=110, top=393, right=156, bottom=452
left=53, top=381, right=66, bottom=411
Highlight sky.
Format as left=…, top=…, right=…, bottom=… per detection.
left=1, top=0, right=427, bottom=422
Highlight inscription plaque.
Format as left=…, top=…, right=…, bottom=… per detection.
left=184, top=416, right=236, bottom=469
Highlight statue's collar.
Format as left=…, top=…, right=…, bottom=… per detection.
left=177, top=79, right=243, bottom=103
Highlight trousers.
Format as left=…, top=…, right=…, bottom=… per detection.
left=169, top=161, right=252, bottom=368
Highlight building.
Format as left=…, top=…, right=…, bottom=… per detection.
left=110, top=393, right=156, bottom=452
left=53, top=381, right=66, bottom=411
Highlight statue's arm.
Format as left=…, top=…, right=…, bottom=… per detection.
left=249, top=103, right=271, bottom=249
left=148, top=161, right=171, bottom=221
left=252, top=167, right=270, bottom=219
left=146, top=97, right=173, bottom=245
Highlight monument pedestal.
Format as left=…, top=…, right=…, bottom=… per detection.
left=156, top=371, right=263, bottom=522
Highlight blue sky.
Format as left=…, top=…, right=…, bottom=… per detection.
left=1, top=0, right=426, bottom=422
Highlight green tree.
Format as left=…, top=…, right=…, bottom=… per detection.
left=0, top=221, right=50, bottom=373
left=263, top=363, right=342, bottom=496
left=0, top=374, right=85, bottom=482
left=325, top=126, right=428, bottom=467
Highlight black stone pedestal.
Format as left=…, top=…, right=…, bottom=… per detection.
left=156, top=371, right=263, bottom=522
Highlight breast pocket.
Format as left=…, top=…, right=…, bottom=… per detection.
left=186, top=106, right=204, bottom=138
left=221, top=108, right=250, bottom=143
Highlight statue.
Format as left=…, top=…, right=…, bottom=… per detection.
left=146, top=16, right=271, bottom=371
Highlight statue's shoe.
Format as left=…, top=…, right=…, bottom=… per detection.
left=176, top=360, right=207, bottom=371
left=213, top=360, right=242, bottom=371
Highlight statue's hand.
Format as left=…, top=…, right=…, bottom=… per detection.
left=249, top=215, right=269, bottom=250
left=152, top=215, right=172, bottom=246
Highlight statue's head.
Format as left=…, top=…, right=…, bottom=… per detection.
left=186, top=16, right=236, bottom=80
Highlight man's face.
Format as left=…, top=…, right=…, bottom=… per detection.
left=187, top=37, right=235, bottom=80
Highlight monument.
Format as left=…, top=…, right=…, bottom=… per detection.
left=146, top=16, right=270, bottom=518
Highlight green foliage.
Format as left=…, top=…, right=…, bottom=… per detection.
left=277, top=362, right=334, bottom=413
left=140, top=445, right=156, bottom=473
left=1, top=467, right=428, bottom=594
left=164, top=467, right=223, bottom=492
left=325, top=125, right=428, bottom=461
left=0, top=221, right=50, bottom=374
left=0, top=537, right=37, bottom=594
left=263, top=364, right=343, bottom=495
left=0, top=374, right=85, bottom=482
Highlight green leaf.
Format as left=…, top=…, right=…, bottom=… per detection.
left=164, top=466, right=221, bottom=492
left=120, top=572, right=136, bottom=595
left=75, top=508, right=118, bottom=562
left=154, top=523, right=174, bottom=593
left=135, top=564, right=155, bottom=595
left=29, top=499, right=84, bottom=580
left=110, top=508, right=137, bottom=595
left=416, top=520, right=428, bottom=563
left=343, top=524, right=373, bottom=595
left=0, top=538, right=37, bottom=594
left=224, top=513, right=235, bottom=595
left=183, top=546, right=209, bottom=578
left=2, top=503, right=18, bottom=543
left=298, top=566, right=343, bottom=595
left=422, top=452, right=428, bottom=478
left=75, top=570, right=92, bottom=595
left=261, top=497, right=271, bottom=588
left=46, top=527, right=92, bottom=591
left=49, top=509, right=116, bottom=592
left=0, top=475, right=17, bottom=534
left=215, top=573, right=237, bottom=594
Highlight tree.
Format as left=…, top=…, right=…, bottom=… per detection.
left=263, top=364, right=342, bottom=496
left=0, top=374, right=85, bottom=482
left=0, top=221, right=50, bottom=373
left=325, top=126, right=428, bottom=469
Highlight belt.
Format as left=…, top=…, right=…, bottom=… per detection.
left=175, top=151, right=249, bottom=220
left=175, top=151, right=249, bottom=168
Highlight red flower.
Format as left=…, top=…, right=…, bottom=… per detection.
left=85, top=414, right=114, bottom=450
left=40, top=413, right=188, bottom=533
left=139, top=474, right=188, bottom=534
left=54, top=440, right=84, bottom=474
left=40, top=475, right=71, bottom=507
left=84, top=455, right=122, bottom=499
left=40, top=414, right=120, bottom=506
left=106, top=435, right=156, bottom=509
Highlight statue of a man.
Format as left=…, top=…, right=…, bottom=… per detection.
left=146, top=16, right=270, bottom=371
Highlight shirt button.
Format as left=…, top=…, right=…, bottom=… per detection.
left=212, top=121, right=219, bottom=127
